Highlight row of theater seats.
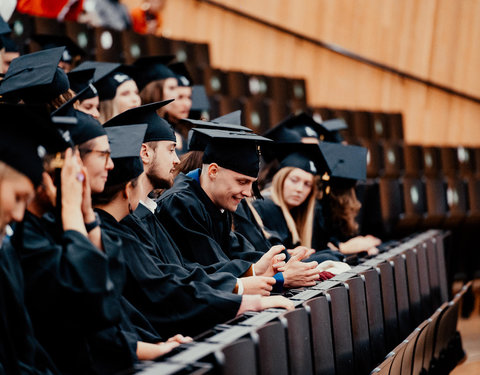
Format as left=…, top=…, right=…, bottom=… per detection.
left=133, top=230, right=466, bottom=375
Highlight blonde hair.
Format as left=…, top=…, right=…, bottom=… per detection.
left=47, top=89, right=75, bottom=113
left=98, top=99, right=114, bottom=124
left=270, top=167, right=317, bottom=248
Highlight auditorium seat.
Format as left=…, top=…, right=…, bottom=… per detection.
left=422, top=147, right=443, bottom=178
left=430, top=282, right=471, bottom=374
left=350, top=111, right=372, bottom=140
left=214, top=337, right=258, bottom=375
left=387, top=338, right=408, bottom=375
left=266, top=98, right=290, bottom=129
left=404, top=249, right=424, bottom=327
left=8, top=12, right=34, bottom=53
left=344, top=276, right=373, bottom=374
left=422, top=303, right=448, bottom=373
left=33, top=16, right=64, bottom=36
left=207, top=95, right=244, bottom=120
left=390, top=255, right=413, bottom=338
left=247, top=74, right=270, bottom=98
left=444, top=176, right=468, bottom=227
left=369, top=352, right=394, bottom=374
left=324, top=286, right=355, bottom=375
left=251, top=321, right=289, bottom=375
left=412, top=318, right=431, bottom=375
left=303, top=296, right=336, bottom=375
left=121, top=30, right=148, bottom=64
left=414, top=243, right=435, bottom=318
left=203, top=67, right=229, bottom=97
left=381, top=140, right=404, bottom=178
left=360, top=269, right=387, bottom=365
left=403, top=145, right=424, bottom=177
left=266, top=76, right=289, bottom=103
left=466, top=176, right=480, bottom=224
left=93, top=27, right=123, bottom=62
left=191, top=42, right=211, bottom=68
left=64, top=21, right=95, bottom=60
left=440, top=147, right=459, bottom=178
left=145, top=34, right=172, bottom=55
left=375, top=261, right=400, bottom=351
left=278, top=308, right=314, bottom=375
left=355, top=139, right=384, bottom=178
left=386, top=113, right=404, bottom=141
left=401, top=320, right=430, bottom=375
left=242, top=97, right=271, bottom=133
left=169, top=39, right=195, bottom=63
left=423, top=176, right=448, bottom=228
left=286, top=78, right=307, bottom=107
left=226, top=71, right=249, bottom=98
left=370, top=112, right=388, bottom=141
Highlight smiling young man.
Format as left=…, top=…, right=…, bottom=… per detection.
left=156, top=128, right=321, bottom=290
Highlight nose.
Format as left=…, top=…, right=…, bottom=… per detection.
left=106, top=157, right=114, bottom=170
left=173, top=151, right=180, bottom=165
left=91, top=108, right=100, bottom=119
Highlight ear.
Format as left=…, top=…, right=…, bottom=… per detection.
left=140, top=143, right=151, bottom=164
left=207, top=163, right=219, bottom=180
left=122, top=183, right=130, bottom=200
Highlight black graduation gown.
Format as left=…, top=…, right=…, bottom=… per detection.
left=312, top=198, right=349, bottom=250
left=0, top=235, right=59, bottom=375
left=13, top=211, right=139, bottom=375
left=252, top=198, right=345, bottom=263
left=232, top=199, right=283, bottom=253
left=96, top=209, right=242, bottom=338
left=121, top=204, right=238, bottom=292
left=156, top=171, right=266, bottom=270
left=121, top=204, right=250, bottom=282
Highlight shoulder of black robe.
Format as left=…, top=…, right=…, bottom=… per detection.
left=97, top=208, right=242, bottom=338
left=232, top=199, right=284, bottom=253
left=132, top=203, right=252, bottom=276
left=122, top=205, right=239, bottom=292
left=0, top=238, right=60, bottom=375
left=156, top=173, right=263, bottom=270
left=251, top=198, right=296, bottom=249
left=13, top=211, right=138, bottom=375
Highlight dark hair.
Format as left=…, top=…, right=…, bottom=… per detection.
left=92, top=176, right=139, bottom=205
left=173, top=150, right=204, bottom=177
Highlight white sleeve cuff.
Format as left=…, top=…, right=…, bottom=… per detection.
left=236, top=278, right=244, bottom=295
left=251, top=264, right=256, bottom=276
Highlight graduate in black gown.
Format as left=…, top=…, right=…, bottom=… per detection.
left=157, top=128, right=322, bottom=290
left=94, top=122, right=294, bottom=337
left=104, top=103, right=283, bottom=295
left=247, top=142, right=343, bottom=263
left=13, top=102, right=181, bottom=373
left=0, top=104, right=61, bottom=375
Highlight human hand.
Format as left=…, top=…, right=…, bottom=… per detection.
left=241, top=276, right=276, bottom=296
left=282, top=248, right=319, bottom=288
left=254, top=245, right=286, bottom=276
left=287, top=246, right=315, bottom=259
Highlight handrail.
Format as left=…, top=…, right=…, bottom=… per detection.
left=197, top=0, right=480, bottom=105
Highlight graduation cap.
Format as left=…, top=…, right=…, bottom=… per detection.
left=67, top=68, right=97, bottom=100
left=168, top=62, right=193, bottom=87
left=132, top=55, right=176, bottom=91
left=51, top=91, right=106, bottom=146
left=278, top=143, right=327, bottom=176
left=189, top=128, right=272, bottom=178
left=92, top=63, right=136, bottom=101
left=0, top=35, right=19, bottom=52
left=71, top=61, right=122, bottom=82
left=0, top=103, right=72, bottom=186
left=318, top=141, right=368, bottom=182
left=0, top=15, right=11, bottom=35
left=213, top=110, right=242, bottom=125
left=31, top=34, right=85, bottom=64
left=104, top=124, right=148, bottom=186
left=103, top=99, right=176, bottom=143
left=321, top=118, right=348, bottom=143
left=0, top=47, right=70, bottom=104
left=189, top=84, right=210, bottom=119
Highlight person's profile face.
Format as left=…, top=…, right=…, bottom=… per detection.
left=208, top=166, right=256, bottom=212
left=77, top=96, right=100, bottom=119
left=80, top=136, right=114, bottom=194
left=0, top=167, right=34, bottom=234
left=113, top=80, right=141, bottom=116
left=166, top=86, right=192, bottom=122
left=282, top=167, right=314, bottom=209
left=146, top=140, right=180, bottom=189
left=162, top=77, right=178, bottom=101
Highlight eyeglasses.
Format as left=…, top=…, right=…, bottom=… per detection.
left=79, top=148, right=112, bottom=167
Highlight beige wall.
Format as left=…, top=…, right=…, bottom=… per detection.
left=124, top=0, right=480, bottom=146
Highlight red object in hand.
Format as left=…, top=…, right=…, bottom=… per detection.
left=318, top=271, right=335, bottom=281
